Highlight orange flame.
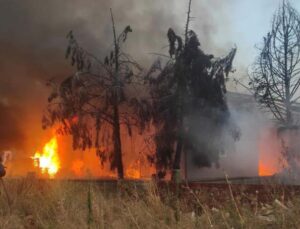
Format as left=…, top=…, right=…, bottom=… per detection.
left=71, top=159, right=85, bottom=177
left=31, top=136, right=60, bottom=178
left=258, top=161, right=277, bottom=176
left=258, top=128, right=284, bottom=176
left=126, top=168, right=141, bottom=179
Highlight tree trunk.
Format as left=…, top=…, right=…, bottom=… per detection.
left=172, top=0, right=192, bottom=182
left=172, top=63, right=185, bottom=182
left=113, top=102, right=124, bottom=179
left=173, top=137, right=183, bottom=170
left=111, top=8, right=124, bottom=179
left=283, top=4, right=292, bottom=126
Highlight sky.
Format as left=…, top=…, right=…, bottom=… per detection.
left=1, top=0, right=300, bottom=151
left=229, top=0, right=300, bottom=72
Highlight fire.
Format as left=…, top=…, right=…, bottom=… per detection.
left=126, top=168, right=141, bottom=179
left=258, top=128, right=284, bottom=176
left=258, top=161, right=277, bottom=176
left=31, top=136, right=60, bottom=178
left=71, top=159, right=85, bottom=177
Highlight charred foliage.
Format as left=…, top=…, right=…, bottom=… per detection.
left=147, top=0, right=238, bottom=179
left=43, top=10, right=150, bottom=179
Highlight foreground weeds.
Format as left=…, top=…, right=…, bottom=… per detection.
left=0, top=178, right=300, bottom=228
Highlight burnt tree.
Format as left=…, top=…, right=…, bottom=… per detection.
left=43, top=10, right=150, bottom=179
left=147, top=0, right=238, bottom=180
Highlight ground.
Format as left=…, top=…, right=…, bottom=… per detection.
left=0, top=178, right=300, bottom=228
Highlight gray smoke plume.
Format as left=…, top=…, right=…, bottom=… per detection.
left=0, top=0, right=231, bottom=151
left=186, top=93, right=270, bottom=180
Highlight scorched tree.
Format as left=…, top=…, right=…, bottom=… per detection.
left=43, top=10, right=150, bottom=179
left=147, top=0, right=239, bottom=181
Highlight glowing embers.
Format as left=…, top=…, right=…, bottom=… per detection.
left=31, top=136, right=60, bottom=178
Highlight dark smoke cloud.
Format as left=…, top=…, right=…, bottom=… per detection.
left=0, top=0, right=231, bottom=150
left=0, top=103, right=24, bottom=150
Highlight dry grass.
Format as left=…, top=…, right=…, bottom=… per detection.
left=0, top=178, right=300, bottom=229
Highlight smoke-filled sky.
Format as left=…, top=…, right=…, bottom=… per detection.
left=1, top=0, right=300, bottom=151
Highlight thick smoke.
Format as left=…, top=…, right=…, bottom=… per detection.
left=0, top=0, right=231, bottom=152
left=186, top=93, right=273, bottom=180
left=0, top=103, right=24, bottom=150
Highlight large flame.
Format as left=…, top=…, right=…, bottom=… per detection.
left=31, top=136, right=60, bottom=178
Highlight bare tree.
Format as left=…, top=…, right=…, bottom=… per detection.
left=250, top=1, right=300, bottom=127
left=250, top=1, right=300, bottom=175
left=43, top=10, right=150, bottom=179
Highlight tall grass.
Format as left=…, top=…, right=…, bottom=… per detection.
left=0, top=177, right=299, bottom=228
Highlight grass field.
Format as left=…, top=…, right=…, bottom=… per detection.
left=0, top=178, right=300, bottom=228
